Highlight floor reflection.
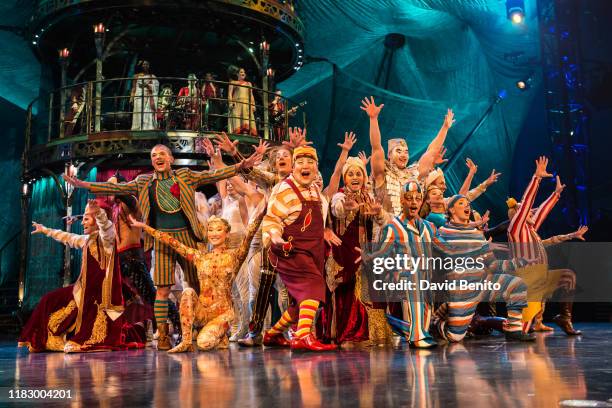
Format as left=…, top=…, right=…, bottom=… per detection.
left=6, top=323, right=610, bottom=407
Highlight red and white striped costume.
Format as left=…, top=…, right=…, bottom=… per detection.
left=508, top=175, right=560, bottom=264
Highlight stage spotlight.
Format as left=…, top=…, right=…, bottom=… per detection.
left=506, top=0, right=525, bottom=24
left=516, top=76, right=533, bottom=91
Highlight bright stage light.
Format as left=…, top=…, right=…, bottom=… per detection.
left=506, top=0, right=525, bottom=24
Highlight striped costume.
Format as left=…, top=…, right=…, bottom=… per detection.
left=89, top=165, right=240, bottom=288
left=432, top=223, right=528, bottom=342
left=376, top=214, right=436, bottom=348
left=507, top=175, right=561, bottom=322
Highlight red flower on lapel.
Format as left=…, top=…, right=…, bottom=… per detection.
left=170, top=182, right=180, bottom=199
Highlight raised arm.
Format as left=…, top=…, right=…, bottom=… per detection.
left=323, top=131, right=356, bottom=199
left=31, top=222, right=88, bottom=249
left=532, top=175, right=564, bottom=231
left=63, top=174, right=140, bottom=196
left=542, top=225, right=587, bottom=247
left=465, top=169, right=501, bottom=202
left=228, top=174, right=263, bottom=204
left=458, top=158, right=477, bottom=196
left=360, top=97, right=386, bottom=187
left=418, top=109, right=454, bottom=177
left=87, top=200, right=115, bottom=253
left=130, top=215, right=200, bottom=263
left=508, top=156, right=552, bottom=239
left=234, top=202, right=266, bottom=266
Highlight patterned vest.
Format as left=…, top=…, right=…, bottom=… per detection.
left=380, top=161, right=420, bottom=217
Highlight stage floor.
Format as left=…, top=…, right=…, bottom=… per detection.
left=1, top=323, right=611, bottom=407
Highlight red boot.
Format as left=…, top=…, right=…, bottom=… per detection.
left=263, top=332, right=291, bottom=347
left=291, top=334, right=337, bottom=351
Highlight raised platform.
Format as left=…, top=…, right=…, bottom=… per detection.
left=2, top=323, right=611, bottom=407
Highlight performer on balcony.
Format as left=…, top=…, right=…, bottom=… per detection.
left=177, top=74, right=201, bottom=130
left=228, top=66, right=257, bottom=136
left=18, top=200, right=146, bottom=353
left=64, top=84, right=86, bottom=136
left=202, top=72, right=220, bottom=131
left=269, top=90, right=297, bottom=141
left=130, top=60, right=158, bottom=131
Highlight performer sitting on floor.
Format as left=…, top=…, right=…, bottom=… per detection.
left=19, top=200, right=146, bottom=353
left=262, top=145, right=337, bottom=351
left=129, top=204, right=264, bottom=352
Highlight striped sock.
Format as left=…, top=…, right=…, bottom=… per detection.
left=295, top=299, right=319, bottom=338
left=154, top=299, right=169, bottom=325
left=267, top=310, right=294, bottom=335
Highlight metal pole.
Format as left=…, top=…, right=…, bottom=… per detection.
left=47, top=93, right=54, bottom=142
left=95, top=58, right=102, bottom=132
left=62, top=163, right=73, bottom=287
left=18, top=185, right=31, bottom=307
left=59, top=61, right=67, bottom=138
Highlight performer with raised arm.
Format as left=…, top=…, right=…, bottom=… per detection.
left=177, top=73, right=201, bottom=130
left=62, top=143, right=263, bottom=350
left=129, top=203, right=264, bottom=352
left=507, top=157, right=583, bottom=335
left=322, top=155, right=392, bottom=347
left=360, top=96, right=454, bottom=217
left=431, top=195, right=534, bottom=343
left=19, top=200, right=145, bottom=353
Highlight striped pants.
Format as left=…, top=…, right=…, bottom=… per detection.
left=433, top=271, right=528, bottom=343
left=153, top=228, right=199, bottom=289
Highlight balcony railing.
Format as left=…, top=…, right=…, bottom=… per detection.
left=25, top=76, right=305, bottom=153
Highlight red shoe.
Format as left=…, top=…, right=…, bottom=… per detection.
left=291, top=334, right=337, bottom=351
left=263, top=332, right=291, bottom=347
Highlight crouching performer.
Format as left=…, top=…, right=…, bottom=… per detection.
left=19, top=200, right=145, bottom=353
left=129, top=207, right=264, bottom=352
left=431, top=195, right=534, bottom=342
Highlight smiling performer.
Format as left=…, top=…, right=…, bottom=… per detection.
left=360, top=96, right=454, bottom=218
left=431, top=195, right=534, bottom=342
left=63, top=143, right=262, bottom=350
left=19, top=200, right=145, bottom=353
left=507, top=156, right=582, bottom=335
left=262, top=145, right=337, bottom=351
left=130, top=205, right=264, bottom=352
left=322, top=156, right=392, bottom=346
left=373, top=182, right=437, bottom=348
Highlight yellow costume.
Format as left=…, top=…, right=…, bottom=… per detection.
left=141, top=211, right=263, bottom=352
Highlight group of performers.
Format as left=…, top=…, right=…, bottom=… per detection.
left=64, top=60, right=296, bottom=139
left=23, top=95, right=588, bottom=353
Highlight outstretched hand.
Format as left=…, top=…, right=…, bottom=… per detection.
left=360, top=96, right=384, bottom=118
left=358, top=151, right=370, bottom=166
left=62, top=174, right=89, bottom=189
left=127, top=214, right=146, bottom=229
left=443, top=109, right=455, bottom=129
left=324, top=228, right=342, bottom=246
left=485, top=169, right=501, bottom=186
left=337, top=131, right=356, bottom=151
left=283, top=127, right=312, bottom=149
left=554, top=175, right=566, bottom=194
left=238, top=151, right=263, bottom=171
left=254, top=139, right=270, bottom=157
left=434, top=146, right=448, bottom=165
left=466, top=158, right=478, bottom=174
left=535, top=156, right=553, bottom=178
left=31, top=222, right=45, bottom=235
left=571, top=225, right=588, bottom=241
left=213, top=132, right=239, bottom=156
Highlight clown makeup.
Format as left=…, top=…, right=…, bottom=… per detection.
left=400, top=190, right=423, bottom=220
left=390, top=144, right=409, bottom=169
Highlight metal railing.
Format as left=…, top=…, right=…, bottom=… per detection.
left=25, top=77, right=305, bottom=149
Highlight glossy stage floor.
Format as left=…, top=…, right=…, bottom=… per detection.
left=2, top=323, right=612, bottom=407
